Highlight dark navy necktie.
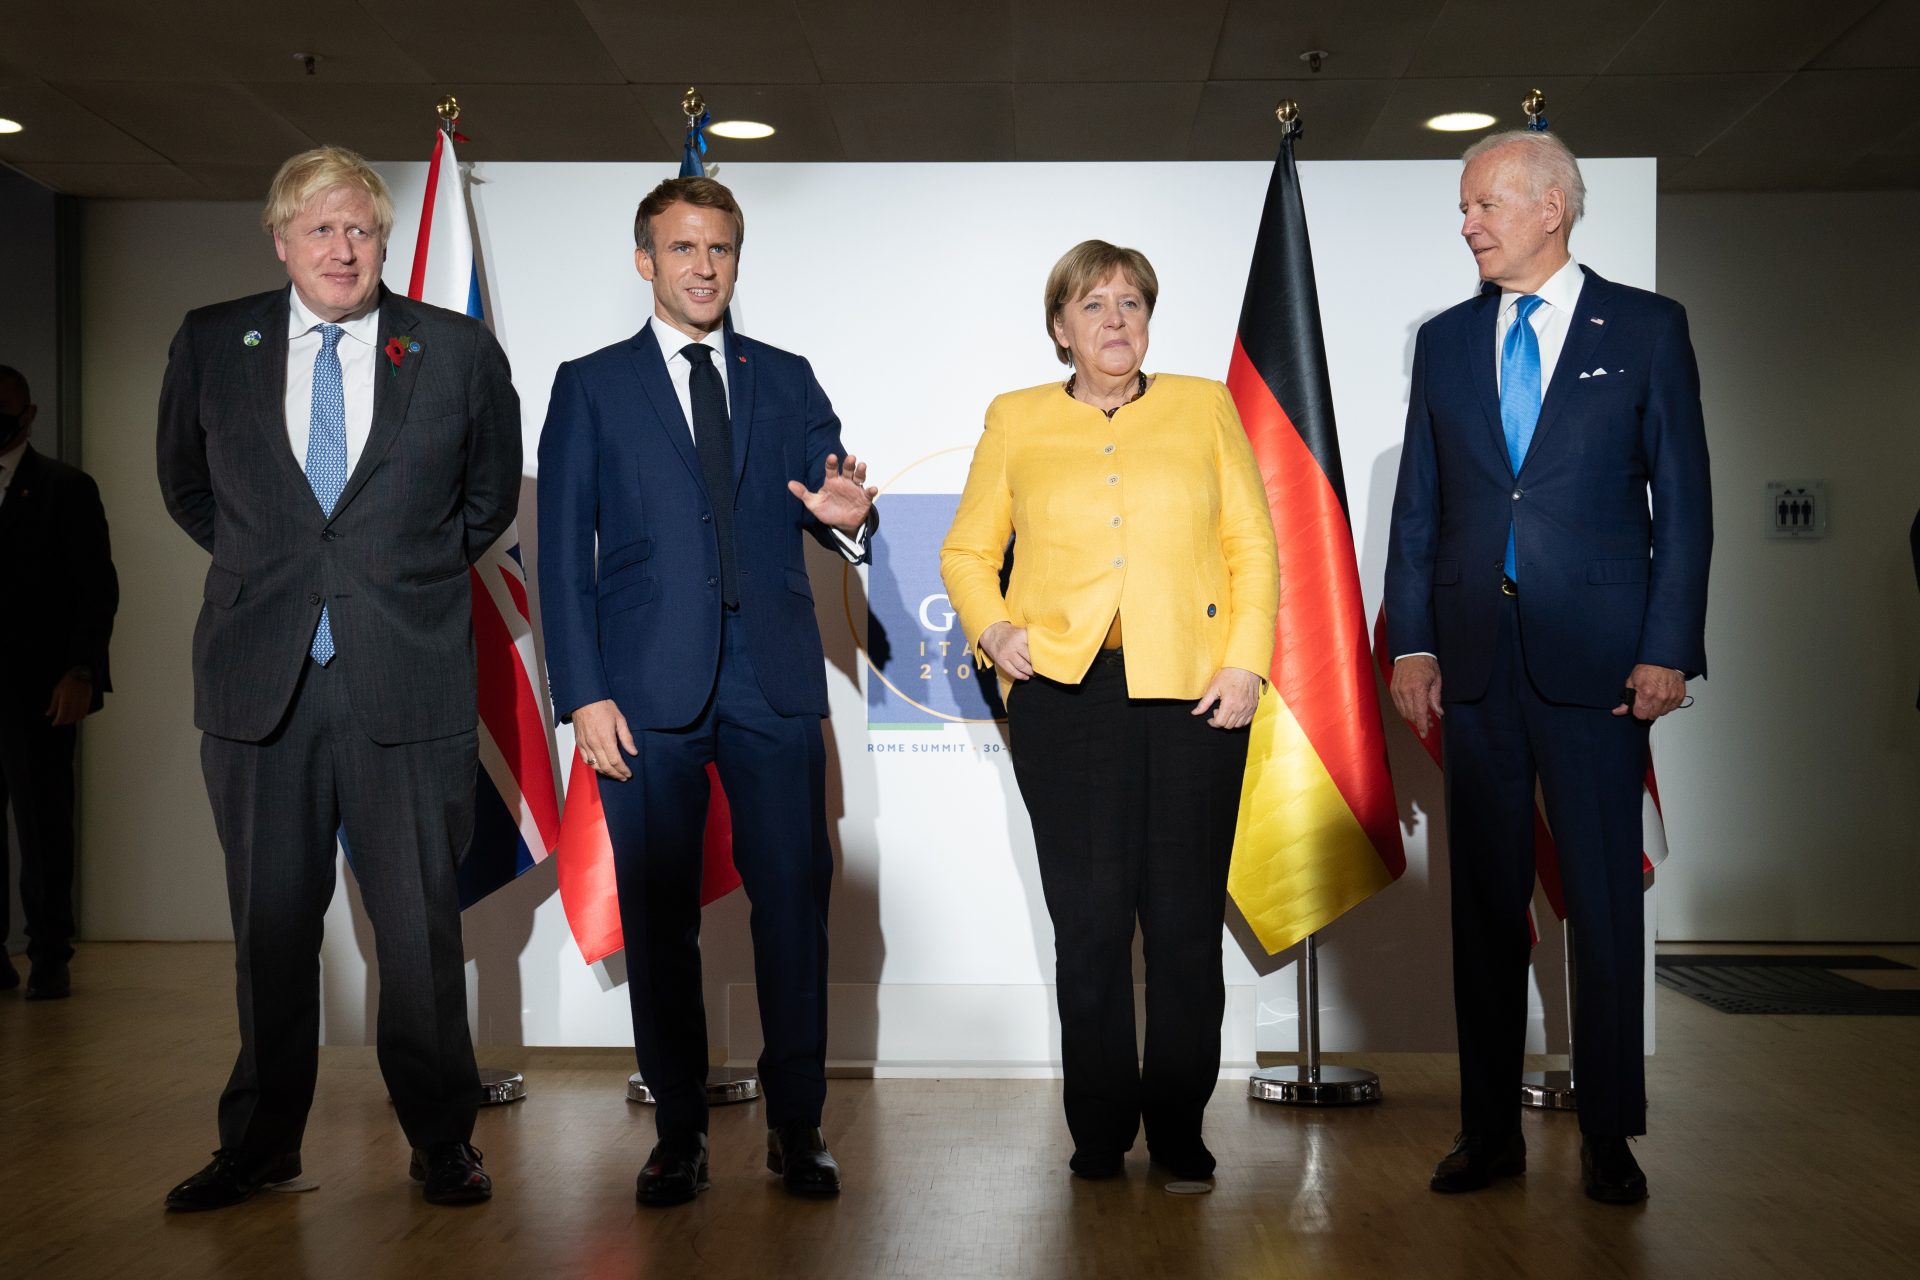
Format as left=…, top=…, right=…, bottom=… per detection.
left=1500, top=294, right=1544, bottom=583
left=304, top=323, right=347, bottom=662
left=682, top=343, right=740, bottom=608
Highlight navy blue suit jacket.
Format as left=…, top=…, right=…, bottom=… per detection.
left=537, top=323, right=855, bottom=730
left=1385, top=267, right=1712, bottom=708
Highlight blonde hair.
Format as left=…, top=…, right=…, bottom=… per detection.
left=261, top=146, right=395, bottom=240
left=1043, top=241, right=1158, bottom=366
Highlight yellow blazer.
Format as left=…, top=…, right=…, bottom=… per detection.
left=940, top=374, right=1278, bottom=700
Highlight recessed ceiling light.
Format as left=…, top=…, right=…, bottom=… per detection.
left=1426, top=112, right=1496, bottom=133
left=0, top=118, right=24, bottom=135
left=709, top=120, right=775, bottom=140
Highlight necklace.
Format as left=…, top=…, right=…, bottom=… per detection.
left=1064, top=370, right=1148, bottom=419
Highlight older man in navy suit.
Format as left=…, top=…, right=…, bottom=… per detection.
left=538, top=175, right=875, bottom=1206
left=1385, top=131, right=1711, bottom=1204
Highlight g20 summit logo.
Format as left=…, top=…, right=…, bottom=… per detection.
left=863, top=493, right=1006, bottom=728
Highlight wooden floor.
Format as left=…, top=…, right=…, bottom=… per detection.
left=2, top=943, right=1916, bottom=1279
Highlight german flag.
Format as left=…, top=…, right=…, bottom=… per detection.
left=1225, top=124, right=1406, bottom=955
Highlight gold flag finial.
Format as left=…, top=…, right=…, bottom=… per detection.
left=682, top=87, right=705, bottom=120
left=1523, top=89, right=1547, bottom=126
left=435, top=94, right=460, bottom=126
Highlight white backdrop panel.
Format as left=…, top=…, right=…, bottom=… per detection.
left=314, top=159, right=1657, bottom=1066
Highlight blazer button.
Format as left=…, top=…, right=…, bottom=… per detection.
left=308, top=592, right=322, bottom=605
left=1107, top=474, right=1119, bottom=486
left=322, top=529, right=337, bottom=541
left=1511, top=489, right=1523, bottom=500
left=701, top=513, right=712, bottom=523
left=1110, top=515, right=1122, bottom=528
left=1103, top=444, right=1115, bottom=454
left=706, top=576, right=718, bottom=588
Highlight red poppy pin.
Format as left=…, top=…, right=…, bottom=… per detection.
left=384, top=335, right=420, bottom=373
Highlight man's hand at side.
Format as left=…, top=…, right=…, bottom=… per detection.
left=571, top=699, right=637, bottom=781
left=1390, top=654, right=1444, bottom=739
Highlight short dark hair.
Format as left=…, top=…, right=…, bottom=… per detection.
left=0, top=364, right=29, bottom=405
left=634, top=176, right=745, bottom=255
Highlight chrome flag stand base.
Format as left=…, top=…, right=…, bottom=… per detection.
left=1522, top=919, right=1578, bottom=1111
left=478, top=1066, right=526, bottom=1105
left=1248, top=934, right=1383, bottom=1107
left=628, top=1067, right=761, bottom=1106
left=1520, top=1069, right=1576, bottom=1110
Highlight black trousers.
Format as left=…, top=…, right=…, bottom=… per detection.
left=200, top=657, right=481, bottom=1157
left=1007, top=650, right=1248, bottom=1159
left=0, top=705, right=77, bottom=968
left=599, top=610, right=833, bottom=1142
left=1442, top=597, right=1650, bottom=1138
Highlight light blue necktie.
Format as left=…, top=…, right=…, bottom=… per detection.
left=304, top=323, right=347, bottom=664
left=1501, top=294, right=1545, bottom=582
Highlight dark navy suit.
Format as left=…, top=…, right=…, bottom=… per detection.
left=538, top=321, right=853, bottom=1140
left=1386, top=266, right=1712, bottom=1138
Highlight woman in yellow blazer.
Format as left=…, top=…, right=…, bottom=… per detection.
left=940, top=241, right=1278, bottom=1183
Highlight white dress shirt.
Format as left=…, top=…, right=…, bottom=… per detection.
left=646, top=314, right=868, bottom=558
left=0, top=438, right=26, bottom=509
left=285, top=289, right=380, bottom=474
left=1494, top=255, right=1585, bottom=395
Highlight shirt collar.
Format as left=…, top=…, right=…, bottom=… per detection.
left=1503, top=256, right=1583, bottom=319
left=649, top=314, right=726, bottom=363
left=287, top=286, right=382, bottom=346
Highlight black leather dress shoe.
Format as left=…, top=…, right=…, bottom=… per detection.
left=1069, top=1150, right=1125, bottom=1180
left=1429, top=1132, right=1526, bottom=1193
left=767, top=1123, right=841, bottom=1196
left=165, top=1150, right=302, bottom=1212
left=409, top=1141, right=491, bottom=1205
left=1581, top=1137, right=1648, bottom=1204
left=0, top=954, right=18, bottom=990
left=636, top=1133, right=709, bottom=1206
left=24, top=961, right=70, bottom=1000
left=1149, top=1142, right=1216, bottom=1181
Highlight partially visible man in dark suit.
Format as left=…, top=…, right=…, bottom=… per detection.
left=1385, top=131, right=1712, bottom=1205
left=156, top=146, right=521, bottom=1211
left=0, top=363, right=117, bottom=1000
left=538, top=176, right=876, bottom=1205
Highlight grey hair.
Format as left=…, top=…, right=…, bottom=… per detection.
left=1462, top=130, right=1585, bottom=226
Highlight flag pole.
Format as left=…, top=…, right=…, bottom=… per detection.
left=1522, top=919, right=1578, bottom=1109
left=618, top=83, right=762, bottom=1113
left=418, top=93, right=522, bottom=1107
left=1249, top=932, right=1383, bottom=1105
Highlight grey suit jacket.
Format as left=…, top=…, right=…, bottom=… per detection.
left=157, top=284, right=521, bottom=745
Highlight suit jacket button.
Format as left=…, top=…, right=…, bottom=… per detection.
left=707, top=576, right=718, bottom=587
left=1512, top=489, right=1523, bottom=500
left=322, top=529, right=337, bottom=541
left=308, top=592, right=322, bottom=605
left=702, top=513, right=712, bottom=523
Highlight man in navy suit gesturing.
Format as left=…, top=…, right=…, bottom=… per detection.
left=538, top=176, right=876, bottom=1205
left=1385, top=132, right=1711, bottom=1204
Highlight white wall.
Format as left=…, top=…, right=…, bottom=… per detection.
left=77, top=164, right=1913, bottom=1069
left=1652, top=192, right=1920, bottom=941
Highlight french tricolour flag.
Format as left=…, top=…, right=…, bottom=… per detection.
left=407, top=126, right=563, bottom=907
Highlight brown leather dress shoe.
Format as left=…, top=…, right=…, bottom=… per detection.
left=165, top=1150, right=302, bottom=1212
left=410, top=1141, right=492, bottom=1205
left=1429, top=1132, right=1526, bottom=1193
left=767, top=1123, right=841, bottom=1196
left=1581, top=1136, right=1649, bottom=1204
left=636, top=1133, right=710, bottom=1206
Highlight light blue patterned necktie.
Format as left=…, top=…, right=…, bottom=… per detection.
left=304, top=322, right=347, bottom=664
left=1501, top=294, right=1545, bottom=583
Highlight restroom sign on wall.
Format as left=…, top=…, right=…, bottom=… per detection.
left=1766, top=480, right=1827, bottom=539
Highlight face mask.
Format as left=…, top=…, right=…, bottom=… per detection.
left=0, top=413, right=24, bottom=452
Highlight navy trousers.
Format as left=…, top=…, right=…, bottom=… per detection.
left=599, top=609, right=833, bottom=1142
left=1442, top=597, right=1651, bottom=1139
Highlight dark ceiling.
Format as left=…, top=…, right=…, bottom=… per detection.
left=2, top=0, right=1917, bottom=200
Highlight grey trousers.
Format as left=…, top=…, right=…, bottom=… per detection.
left=201, top=656, right=481, bottom=1157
